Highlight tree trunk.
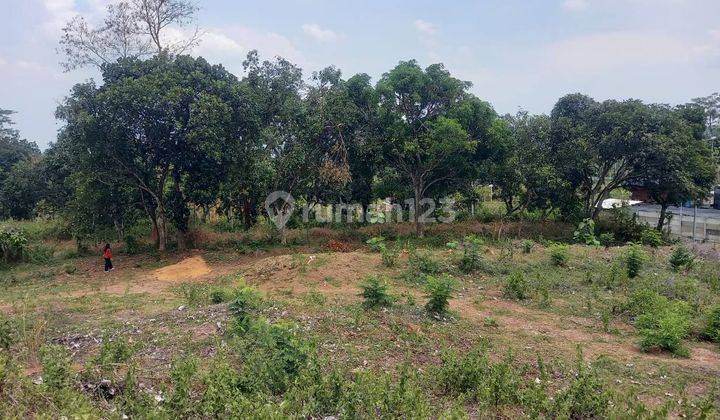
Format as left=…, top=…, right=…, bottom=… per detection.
left=243, top=198, right=256, bottom=229
left=176, top=229, right=187, bottom=251
left=156, top=205, right=167, bottom=252
left=657, top=203, right=669, bottom=231
left=413, top=180, right=424, bottom=237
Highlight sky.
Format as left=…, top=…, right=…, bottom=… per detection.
left=1, top=0, right=719, bottom=149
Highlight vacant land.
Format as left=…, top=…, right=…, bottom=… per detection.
left=0, top=222, right=719, bottom=418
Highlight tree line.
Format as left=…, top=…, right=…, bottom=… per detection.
left=0, top=51, right=717, bottom=250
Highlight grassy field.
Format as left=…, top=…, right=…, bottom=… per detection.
left=0, top=220, right=719, bottom=418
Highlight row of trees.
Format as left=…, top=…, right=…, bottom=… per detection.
left=1, top=51, right=717, bottom=250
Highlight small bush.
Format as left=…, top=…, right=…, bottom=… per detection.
left=640, top=229, right=663, bottom=248
left=0, top=226, right=28, bottom=264
left=573, top=219, right=600, bottom=246
left=424, top=275, right=454, bottom=316
left=228, top=286, right=263, bottom=332
left=0, top=315, right=15, bottom=350
left=359, top=275, right=393, bottom=309
left=124, top=234, right=140, bottom=255
left=636, top=300, right=691, bottom=357
left=624, top=244, right=645, bottom=279
left=458, top=235, right=484, bottom=273
left=702, top=305, right=720, bottom=344
left=62, top=262, right=76, bottom=274
left=209, top=286, right=235, bottom=304
left=39, top=344, right=73, bottom=390
left=598, top=232, right=615, bottom=248
left=521, top=240, right=534, bottom=254
left=504, top=271, right=530, bottom=300
left=669, top=245, right=694, bottom=271
left=366, top=236, right=385, bottom=252
left=380, top=245, right=399, bottom=267
left=549, top=244, right=569, bottom=267
left=407, top=250, right=441, bottom=279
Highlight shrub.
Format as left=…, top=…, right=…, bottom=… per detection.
left=702, top=305, right=720, bottom=344
left=95, top=336, right=135, bottom=373
left=624, top=244, right=645, bottom=279
left=39, top=344, right=73, bottom=390
left=598, top=232, right=615, bottom=248
left=669, top=245, right=694, bottom=271
left=228, top=286, right=263, bottom=332
left=573, top=219, right=600, bottom=246
left=640, top=229, right=662, bottom=248
left=124, top=234, right=140, bottom=255
left=0, top=226, right=28, bottom=264
left=209, top=286, right=234, bottom=304
left=549, top=244, right=569, bottom=267
left=0, top=315, right=15, bottom=350
left=424, top=275, right=454, bottom=316
left=366, top=236, right=385, bottom=252
left=380, top=245, right=399, bottom=267
left=504, top=271, right=530, bottom=300
left=552, top=357, right=612, bottom=419
left=636, top=300, right=691, bottom=357
left=359, top=275, right=393, bottom=309
left=458, top=235, right=484, bottom=273
left=407, top=250, right=441, bottom=278
left=521, top=240, right=534, bottom=254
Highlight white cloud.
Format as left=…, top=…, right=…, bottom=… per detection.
left=187, top=26, right=311, bottom=74
left=562, top=0, right=590, bottom=11
left=41, top=0, right=79, bottom=35
left=413, top=19, right=437, bottom=35
left=301, top=23, right=341, bottom=43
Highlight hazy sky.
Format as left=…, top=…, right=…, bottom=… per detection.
left=1, top=0, right=719, bottom=149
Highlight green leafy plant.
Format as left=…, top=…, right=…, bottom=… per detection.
left=504, top=271, right=530, bottom=300
left=0, top=226, right=28, bottom=264
left=624, top=244, right=645, bottom=279
left=366, top=236, right=386, bottom=252
left=636, top=300, right=691, bottom=357
left=640, top=229, right=662, bottom=248
left=598, top=232, right=615, bottom=248
left=573, top=219, right=600, bottom=246
left=549, top=244, right=569, bottom=267
left=702, top=305, right=720, bottom=344
left=380, top=245, right=399, bottom=267
left=228, top=286, right=263, bottom=332
left=359, top=275, right=393, bottom=309
left=424, top=275, right=454, bottom=316
left=521, top=240, right=534, bottom=254
left=458, top=235, right=484, bottom=273
left=669, top=245, right=694, bottom=271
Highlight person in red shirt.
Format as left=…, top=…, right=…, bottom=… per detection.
left=102, top=243, right=114, bottom=272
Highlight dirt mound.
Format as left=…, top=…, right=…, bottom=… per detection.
left=153, top=256, right=212, bottom=282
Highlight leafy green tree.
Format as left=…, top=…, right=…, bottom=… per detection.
left=375, top=61, right=478, bottom=236
left=638, top=104, right=716, bottom=231
left=550, top=95, right=656, bottom=220
left=57, top=56, right=244, bottom=250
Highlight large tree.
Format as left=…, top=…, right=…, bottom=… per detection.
left=638, top=104, right=716, bottom=231
left=550, top=94, right=657, bottom=220
left=57, top=56, right=244, bottom=250
left=376, top=61, right=478, bottom=236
